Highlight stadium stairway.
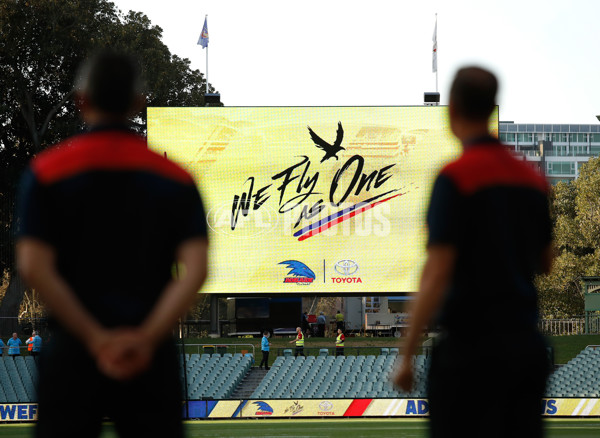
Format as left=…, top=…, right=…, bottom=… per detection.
left=230, top=368, right=269, bottom=399
left=180, top=353, right=253, bottom=400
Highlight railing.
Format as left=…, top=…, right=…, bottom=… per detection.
left=0, top=346, right=38, bottom=356
left=537, top=316, right=600, bottom=335
left=273, top=345, right=426, bottom=358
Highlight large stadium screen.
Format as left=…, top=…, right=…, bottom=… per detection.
left=147, top=107, right=499, bottom=294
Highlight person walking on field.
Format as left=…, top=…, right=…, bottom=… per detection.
left=259, top=330, right=271, bottom=370
left=394, top=66, right=553, bottom=438
left=289, top=326, right=305, bottom=357
left=335, top=328, right=345, bottom=357
left=16, top=51, right=208, bottom=438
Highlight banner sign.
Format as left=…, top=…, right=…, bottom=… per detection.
left=179, top=398, right=600, bottom=419
left=1, top=398, right=598, bottom=422
left=148, top=107, right=500, bottom=294
left=237, top=399, right=354, bottom=418
left=0, top=404, right=38, bottom=422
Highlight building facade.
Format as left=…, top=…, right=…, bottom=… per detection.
left=499, top=121, right=600, bottom=184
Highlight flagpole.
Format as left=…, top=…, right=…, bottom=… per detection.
left=205, top=14, right=209, bottom=95
left=435, top=13, right=438, bottom=93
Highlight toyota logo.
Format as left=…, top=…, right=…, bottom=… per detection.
left=334, top=260, right=359, bottom=276
left=319, top=401, right=333, bottom=411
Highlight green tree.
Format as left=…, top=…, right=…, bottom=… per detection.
left=536, top=158, right=600, bottom=318
left=0, top=0, right=219, bottom=334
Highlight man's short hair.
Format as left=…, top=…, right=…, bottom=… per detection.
left=449, top=66, right=497, bottom=121
left=263, top=330, right=269, bottom=336
left=76, top=51, right=142, bottom=115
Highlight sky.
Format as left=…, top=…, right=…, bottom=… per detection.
left=112, top=0, right=600, bottom=124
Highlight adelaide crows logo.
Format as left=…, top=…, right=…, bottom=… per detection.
left=279, top=260, right=315, bottom=285
left=253, top=401, right=273, bottom=416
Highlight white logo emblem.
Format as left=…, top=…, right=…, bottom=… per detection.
left=319, top=401, right=334, bottom=411
left=334, top=260, right=359, bottom=276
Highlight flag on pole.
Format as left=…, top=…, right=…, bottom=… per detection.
left=198, top=16, right=209, bottom=48
left=432, top=16, right=437, bottom=73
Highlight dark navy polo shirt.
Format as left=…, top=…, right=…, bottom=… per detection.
left=17, top=128, right=207, bottom=327
left=428, top=136, right=551, bottom=333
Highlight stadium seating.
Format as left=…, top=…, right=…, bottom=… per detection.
left=250, top=352, right=430, bottom=399
left=545, top=347, right=600, bottom=397
left=6, top=346, right=600, bottom=403
left=181, top=352, right=253, bottom=400
left=0, top=356, right=37, bottom=403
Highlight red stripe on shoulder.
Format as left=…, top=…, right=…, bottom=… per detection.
left=32, top=131, right=194, bottom=186
left=441, top=145, right=548, bottom=196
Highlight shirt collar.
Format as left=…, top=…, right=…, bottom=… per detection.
left=88, top=123, right=135, bottom=133
left=463, top=134, right=501, bottom=149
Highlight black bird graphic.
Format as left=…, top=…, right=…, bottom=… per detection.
left=307, top=121, right=345, bottom=163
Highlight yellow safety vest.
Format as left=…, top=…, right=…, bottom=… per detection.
left=336, top=334, right=344, bottom=347
left=335, top=313, right=344, bottom=322
left=296, top=333, right=304, bottom=346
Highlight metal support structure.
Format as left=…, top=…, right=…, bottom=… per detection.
left=209, top=294, right=220, bottom=338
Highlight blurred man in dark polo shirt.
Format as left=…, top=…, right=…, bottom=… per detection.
left=394, top=66, right=553, bottom=438
left=16, top=51, right=208, bottom=438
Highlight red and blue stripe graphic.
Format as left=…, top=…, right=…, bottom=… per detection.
left=293, top=190, right=402, bottom=241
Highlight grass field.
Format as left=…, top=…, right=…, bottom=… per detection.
left=1, top=419, right=599, bottom=437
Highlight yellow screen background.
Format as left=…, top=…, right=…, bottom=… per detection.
left=147, top=107, right=498, bottom=294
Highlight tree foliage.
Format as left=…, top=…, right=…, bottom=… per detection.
left=536, top=158, right=600, bottom=318
left=0, top=0, right=218, bottom=331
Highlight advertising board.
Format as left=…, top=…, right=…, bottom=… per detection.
left=148, top=107, right=498, bottom=294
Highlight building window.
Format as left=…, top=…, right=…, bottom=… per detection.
left=591, top=134, right=600, bottom=143
left=572, top=145, right=588, bottom=156
left=577, top=133, right=588, bottom=143
left=517, top=133, right=533, bottom=143
left=552, top=146, right=567, bottom=156
left=499, top=133, right=515, bottom=143
left=552, top=133, right=567, bottom=143
left=546, top=161, right=575, bottom=175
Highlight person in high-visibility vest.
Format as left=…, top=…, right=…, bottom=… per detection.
left=335, top=310, right=344, bottom=332
left=335, top=328, right=345, bottom=357
left=26, top=330, right=42, bottom=357
left=288, top=327, right=305, bottom=357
